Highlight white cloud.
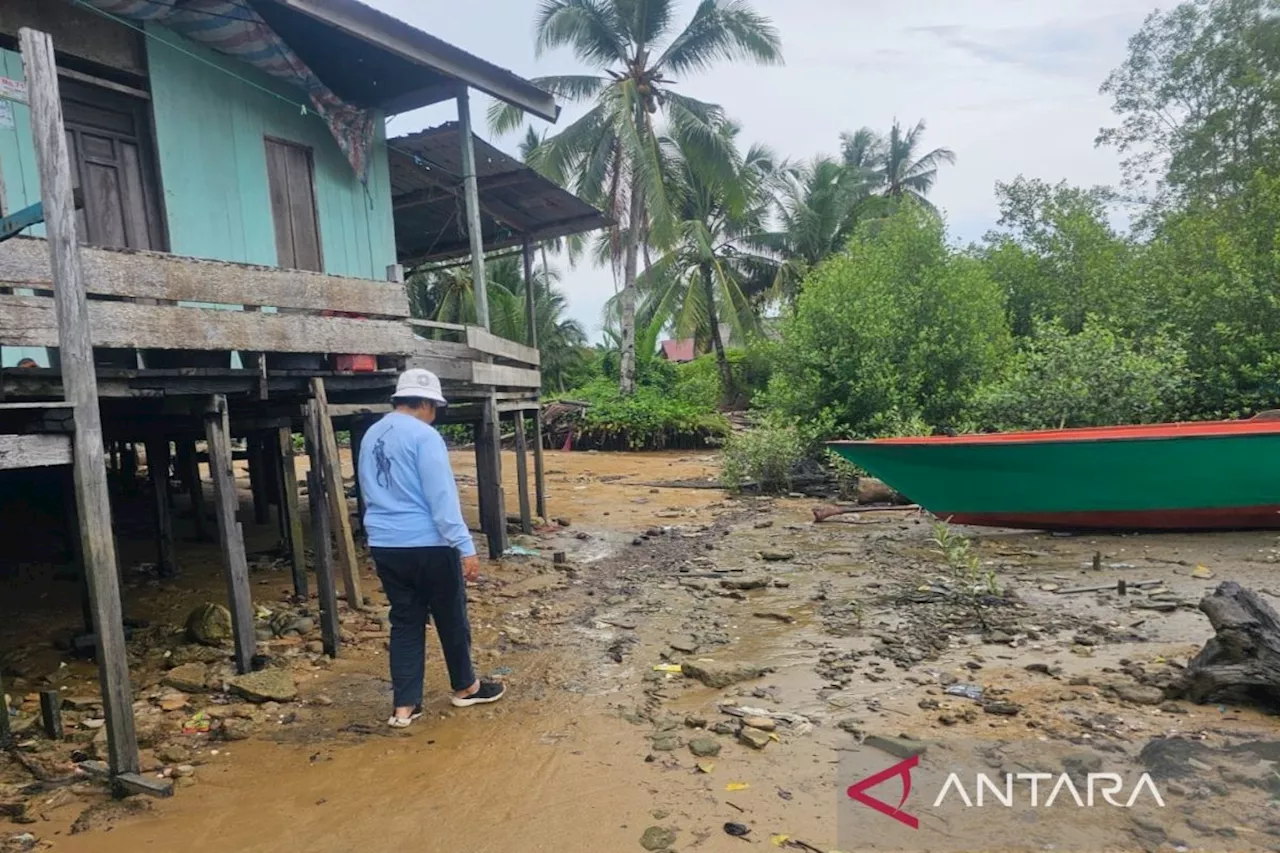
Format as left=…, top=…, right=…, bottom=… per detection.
left=372, top=0, right=1158, bottom=341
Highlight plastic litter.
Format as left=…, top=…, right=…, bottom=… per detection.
left=653, top=664, right=682, bottom=674
left=944, top=683, right=984, bottom=702
left=725, top=782, right=749, bottom=792
left=503, top=545, right=540, bottom=558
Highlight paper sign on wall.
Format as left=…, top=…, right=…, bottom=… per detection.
left=0, top=77, right=28, bottom=104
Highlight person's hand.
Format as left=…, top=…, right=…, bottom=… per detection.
left=461, top=555, right=481, bottom=583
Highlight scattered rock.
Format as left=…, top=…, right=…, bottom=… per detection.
left=669, top=636, right=699, bottom=654
left=60, top=696, right=100, bottom=712
left=1110, top=682, right=1165, bottom=706
left=155, top=744, right=191, bottom=765
left=738, top=728, right=771, bottom=749
left=719, top=576, right=769, bottom=591
left=689, top=738, right=722, bottom=758
left=983, top=701, right=1022, bottom=717
left=681, top=660, right=770, bottom=689
left=157, top=692, right=190, bottom=712
left=162, top=663, right=210, bottom=694
left=650, top=735, right=681, bottom=752
left=228, top=670, right=297, bottom=703
left=864, top=734, right=927, bottom=759
left=742, top=716, right=776, bottom=732
left=306, top=641, right=325, bottom=655
left=684, top=715, right=707, bottom=729
left=640, top=826, right=676, bottom=851
left=753, top=520, right=773, bottom=529
left=711, top=721, right=737, bottom=736
left=759, top=550, right=795, bottom=562
left=185, top=603, right=233, bottom=646
left=217, top=718, right=253, bottom=741
left=752, top=611, right=796, bottom=625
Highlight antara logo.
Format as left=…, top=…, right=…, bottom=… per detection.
left=847, top=756, right=1165, bottom=830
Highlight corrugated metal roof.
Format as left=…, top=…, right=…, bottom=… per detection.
left=389, top=123, right=612, bottom=265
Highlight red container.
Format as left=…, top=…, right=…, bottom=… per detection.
left=331, top=354, right=377, bottom=372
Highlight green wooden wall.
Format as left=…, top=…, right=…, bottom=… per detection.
left=144, top=25, right=396, bottom=279
left=0, top=28, right=398, bottom=367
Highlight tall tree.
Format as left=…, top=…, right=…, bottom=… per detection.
left=876, top=119, right=956, bottom=210
left=490, top=0, right=783, bottom=395
left=630, top=125, right=778, bottom=397
left=1098, top=0, right=1280, bottom=206
left=757, top=155, right=883, bottom=301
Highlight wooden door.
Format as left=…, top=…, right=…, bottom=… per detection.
left=264, top=138, right=323, bottom=272
left=60, top=80, right=164, bottom=251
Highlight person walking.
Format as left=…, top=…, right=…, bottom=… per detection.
left=359, top=368, right=505, bottom=727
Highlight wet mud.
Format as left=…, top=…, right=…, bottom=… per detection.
left=4, top=450, right=1280, bottom=852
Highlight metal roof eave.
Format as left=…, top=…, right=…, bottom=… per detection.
left=270, top=0, right=560, bottom=122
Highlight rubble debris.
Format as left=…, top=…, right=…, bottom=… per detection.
left=185, top=603, right=232, bottom=646
left=228, top=670, right=297, bottom=703
left=681, top=661, right=770, bottom=689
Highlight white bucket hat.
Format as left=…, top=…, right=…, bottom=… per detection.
left=391, top=368, right=447, bottom=405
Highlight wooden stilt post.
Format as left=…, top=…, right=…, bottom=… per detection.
left=61, top=465, right=94, bottom=635
left=20, top=26, right=139, bottom=779
left=474, top=407, right=507, bottom=557
left=120, top=443, right=137, bottom=495
left=247, top=431, right=270, bottom=526
left=303, top=402, right=340, bottom=656
left=350, top=416, right=368, bottom=537
left=309, top=378, right=362, bottom=609
left=522, top=240, right=548, bottom=521
left=532, top=408, right=547, bottom=521
left=179, top=439, right=210, bottom=541
left=146, top=438, right=176, bottom=577
left=513, top=412, right=533, bottom=535
left=203, top=395, right=255, bottom=674
left=458, top=88, right=508, bottom=559
left=277, top=426, right=307, bottom=598
left=39, top=690, right=62, bottom=740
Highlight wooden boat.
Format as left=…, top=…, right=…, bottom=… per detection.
left=827, top=418, right=1280, bottom=531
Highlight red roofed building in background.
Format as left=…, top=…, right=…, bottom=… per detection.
left=659, top=339, right=697, bottom=363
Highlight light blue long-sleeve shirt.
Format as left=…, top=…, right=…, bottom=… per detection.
left=358, top=412, right=476, bottom=557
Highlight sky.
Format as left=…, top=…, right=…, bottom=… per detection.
left=373, top=0, right=1162, bottom=342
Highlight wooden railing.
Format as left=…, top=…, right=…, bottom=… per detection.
left=0, top=237, right=545, bottom=390
left=0, top=236, right=416, bottom=355
left=408, top=318, right=541, bottom=390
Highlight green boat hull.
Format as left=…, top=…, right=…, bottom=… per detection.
left=829, top=424, right=1280, bottom=531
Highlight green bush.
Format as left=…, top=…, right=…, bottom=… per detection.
left=555, top=378, right=728, bottom=451
left=970, top=320, right=1190, bottom=430
left=673, top=346, right=776, bottom=410
left=766, top=204, right=1012, bottom=438
left=721, top=421, right=805, bottom=493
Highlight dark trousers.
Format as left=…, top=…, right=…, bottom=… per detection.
left=370, top=546, right=476, bottom=707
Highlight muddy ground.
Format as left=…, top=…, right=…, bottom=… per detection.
left=4, top=449, right=1280, bottom=852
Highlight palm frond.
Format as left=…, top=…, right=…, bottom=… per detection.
left=656, top=0, right=783, bottom=75
left=535, top=0, right=628, bottom=65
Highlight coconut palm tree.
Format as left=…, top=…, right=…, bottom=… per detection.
left=877, top=118, right=955, bottom=210
left=490, top=0, right=783, bottom=396
left=755, top=155, right=883, bottom=301
left=629, top=125, right=778, bottom=398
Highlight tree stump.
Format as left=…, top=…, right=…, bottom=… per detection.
left=1171, top=581, right=1280, bottom=705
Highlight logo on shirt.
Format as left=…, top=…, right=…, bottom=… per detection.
left=373, top=435, right=394, bottom=489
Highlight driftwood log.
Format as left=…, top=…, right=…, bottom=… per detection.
left=1171, top=581, right=1280, bottom=705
